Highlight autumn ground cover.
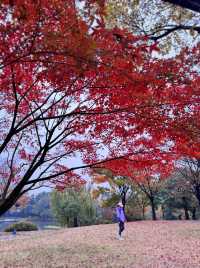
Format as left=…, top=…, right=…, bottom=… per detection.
left=1, top=221, right=200, bottom=268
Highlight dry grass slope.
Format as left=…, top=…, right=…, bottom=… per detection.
left=1, top=221, right=200, bottom=268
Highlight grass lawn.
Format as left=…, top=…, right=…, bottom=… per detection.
left=0, top=221, right=200, bottom=268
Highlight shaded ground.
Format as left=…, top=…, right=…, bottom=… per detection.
left=0, top=221, right=200, bottom=268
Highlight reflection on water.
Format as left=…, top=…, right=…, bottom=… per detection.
left=0, top=218, right=59, bottom=231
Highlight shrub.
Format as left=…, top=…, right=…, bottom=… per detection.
left=4, top=221, right=38, bottom=232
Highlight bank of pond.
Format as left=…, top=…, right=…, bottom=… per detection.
left=0, top=217, right=60, bottom=232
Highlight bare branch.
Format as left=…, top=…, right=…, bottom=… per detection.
left=150, top=24, right=200, bottom=41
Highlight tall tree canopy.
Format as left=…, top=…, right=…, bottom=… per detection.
left=0, top=0, right=200, bottom=215
left=105, top=0, right=200, bottom=53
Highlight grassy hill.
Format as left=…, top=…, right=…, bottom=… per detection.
left=0, top=221, right=200, bottom=267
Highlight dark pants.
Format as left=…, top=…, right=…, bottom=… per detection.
left=118, top=221, right=125, bottom=236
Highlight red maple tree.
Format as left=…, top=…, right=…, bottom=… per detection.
left=0, top=0, right=199, bottom=216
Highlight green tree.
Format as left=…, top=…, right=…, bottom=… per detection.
left=51, top=188, right=97, bottom=227
left=160, top=173, right=199, bottom=220
left=31, top=192, right=54, bottom=220
left=4, top=192, right=54, bottom=220
left=177, top=158, right=200, bottom=207
left=133, top=175, right=164, bottom=221
left=126, top=182, right=150, bottom=220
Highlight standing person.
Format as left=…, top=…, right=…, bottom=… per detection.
left=116, top=201, right=126, bottom=240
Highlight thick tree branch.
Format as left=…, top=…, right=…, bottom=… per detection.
left=25, top=154, right=136, bottom=185
left=163, top=0, right=200, bottom=13
left=150, top=25, right=200, bottom=41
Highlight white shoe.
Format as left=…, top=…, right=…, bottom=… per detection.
left=117, top=234, right=123, bottom=240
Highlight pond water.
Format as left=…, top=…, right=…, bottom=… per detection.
left=0, top=218, right=60, bottom=231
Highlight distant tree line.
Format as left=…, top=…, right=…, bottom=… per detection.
left=4, top=158, right=200, bottom=227
left=3, top=192, right=54, bottom=220
left=92, top=159, right=200, bottom=221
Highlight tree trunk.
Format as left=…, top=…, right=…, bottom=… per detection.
left=182, top=197, right=190, bottom=220
left=161, top=205, right=165, bottom=220
left=121, top=192, right=126, bottom=209
left=178, top=214, right=182, bottom=220
left=192, top=207, right=196, bottom=220
left=194, top=185, right=200, bottom=207
left=73, top=216, right=78, bottom=227
left=194, top=162, right=200, bottom=207
left=0, top=194, right=21, bottom=216
left=142, top=206, right=145, bottom=220
left=183, top=207, right=190, bottom=220
left=121, top=191, right=127, bottom=216
left=0, top=158, right=47, bottom=216
left=150, top=197, right=157, bottom=220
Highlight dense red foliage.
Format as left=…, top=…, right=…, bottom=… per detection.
left=0, top=0, right=199, bottom=213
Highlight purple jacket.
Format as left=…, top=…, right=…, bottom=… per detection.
left=116, top=206, right=126, bottom=222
